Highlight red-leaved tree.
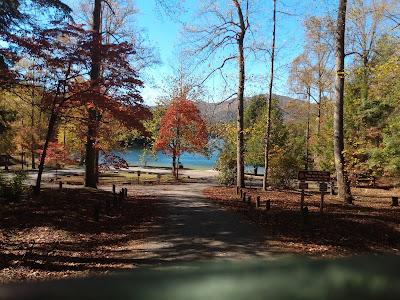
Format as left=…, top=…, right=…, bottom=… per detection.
left=154, top=97, right=208, bottom=179
left=36, top=141, right=73, bottom=169
left=5, top=23, right=150, bottom=193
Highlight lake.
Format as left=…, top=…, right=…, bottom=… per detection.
left=114, top=148, right=220, bottom=170
left=114, top=147, right=264, bottom=173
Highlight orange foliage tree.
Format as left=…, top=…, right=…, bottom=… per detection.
left=154, top=97, right=208, bottom=179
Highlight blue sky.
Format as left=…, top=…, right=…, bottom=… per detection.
left=64, top=0, right=338, bottom=105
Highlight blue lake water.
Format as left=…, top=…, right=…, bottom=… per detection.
left=114, top=148, right=220, bottom=170
left=114, top=147, right=264, bottom=173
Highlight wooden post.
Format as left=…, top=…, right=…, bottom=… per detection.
left=266, top=199, right=271, bottom=211
left=247, top=195, right=251, bottom=204
left=240, top=189, right=243, bottom=199
left=392, top=196, right=398, bottom=207
left=112, top=184, right=116, bottom=194
left=330, top=181, right=335, bottom=195
left=124, top=188, right=128, bottom=197
left=59, top=181, right=62, bottom=189
left=256, top=196, right=260, bottom=208
left=236, top=186, right=239, bottom=195
left=118, top=190, right=124, bottom=208
left=320, top=192, right=325, bottom=214
left=137, top=171, right=141, bottom=184
left=242, top=192, right=246, bottom=202
left=300, top=189, right=305, bottom=211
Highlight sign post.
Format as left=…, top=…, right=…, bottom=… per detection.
left=298, top=181, right=308, bottom=211
left=298, top=171, right=330, bottom=214
left=319, top=182, right=328, bottom=214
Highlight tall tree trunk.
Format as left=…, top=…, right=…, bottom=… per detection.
left=263, top=0, right=276, bottom=191
left=317, top=74, right=322, bottom=136
left=34, top=111, right=57, bottom=194
left=85, top=0, right=102, bottom=188
left=362, top=54, right=369, bottom=104
left=305, top=88, right=311, bottom=170
left=334, top=0, right=353, bottom=204
left=30, top=100, right=36, bottom=169
left=233, top=0, right=246, bottom=188
left=172, top=154, right=176, bottom=179
left=95, top=149, right=99, bottom=184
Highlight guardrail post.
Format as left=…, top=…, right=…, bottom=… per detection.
left=266, top=199, right=271, bottom=211
left=256, top=196, right=260, bottom=208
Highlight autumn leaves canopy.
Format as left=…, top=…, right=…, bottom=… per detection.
left=155, top=97, right=208, bottom=159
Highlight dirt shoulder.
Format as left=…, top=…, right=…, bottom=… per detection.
left=203, top=186, right=400, bottom=256
left=0, top=187, right=159, bottom=283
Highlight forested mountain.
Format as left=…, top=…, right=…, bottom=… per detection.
left=197, top=94, right=310, bottom=124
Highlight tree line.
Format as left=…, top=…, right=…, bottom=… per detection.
left=0, top=0, right=150, bottom=193
left=1, top=0, right=399, bottom=205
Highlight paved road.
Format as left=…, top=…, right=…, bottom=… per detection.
left=119, top=183, right=275, bottom=266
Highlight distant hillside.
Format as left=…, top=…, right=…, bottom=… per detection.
left=197, top=94, right=310, bottom=124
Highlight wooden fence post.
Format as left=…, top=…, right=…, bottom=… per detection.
left=392, top=196, right=398, bottom=207
left=118, top=190, right=124, bottom=208
left=59, top=181, right=62, bottom=190
left=266, top=200, right=271, bottom=211
left=256, top=196, right=260, bottom=208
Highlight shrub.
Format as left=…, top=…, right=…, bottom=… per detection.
left=216, top=151, right=236, bottom=186
left=0, top=172, right=27, bottom=202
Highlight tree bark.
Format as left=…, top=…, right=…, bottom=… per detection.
left=233, top=0, right=246, bottom=188
left=30, top=99, right=36, bottom=169
left=34, top=110, right=57, bottom=194
left=305, top=88, right=311, bottom=170
left=334, top=0, right=353, bottom=204
left=85, top=0, right=102, bottom=188
left=263, top=0, right=276, bottom=191
left=317, top=71, right=322, bottom=136
left=172, top=154, right=176, bottom=179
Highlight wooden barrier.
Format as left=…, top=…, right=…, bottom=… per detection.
left=266, top=200, right=271, bottom=211
left=256, top=196, right=260, bottom=208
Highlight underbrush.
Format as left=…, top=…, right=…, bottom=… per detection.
left=0, top=172, right=27, bottom=202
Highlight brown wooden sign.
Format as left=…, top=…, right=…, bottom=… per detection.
left=298, top=170, right=330, bottom=182
left=319, top=182, right=328, bottom=192
left=299, top=181, right=308, bottom=190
